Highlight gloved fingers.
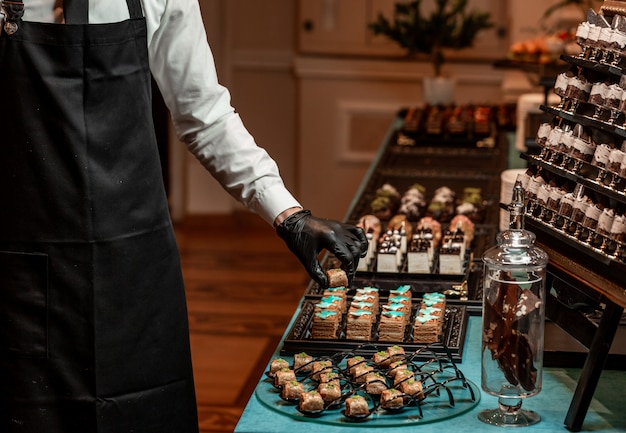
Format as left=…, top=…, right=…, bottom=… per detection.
left=330, top=243, right=356, bottom=286
left=348, top=226, right=369, bottom=257
left=308, top=256, right=328, bottom=288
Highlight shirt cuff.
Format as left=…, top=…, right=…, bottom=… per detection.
left=250, top=183, right=302, bottom=226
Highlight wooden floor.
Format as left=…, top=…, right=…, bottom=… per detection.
left=174, top=214, right=309, bottom=433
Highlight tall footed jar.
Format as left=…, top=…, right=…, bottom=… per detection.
left=479, top=181, right=549, bottom=427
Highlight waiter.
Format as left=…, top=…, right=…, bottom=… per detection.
left=0, top=1, right=367, bottom=432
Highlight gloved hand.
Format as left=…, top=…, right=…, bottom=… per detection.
left=276, top=209, right=368, bottom=288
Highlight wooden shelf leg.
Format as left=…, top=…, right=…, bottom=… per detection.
left=564, top=301, right=624, bottom=432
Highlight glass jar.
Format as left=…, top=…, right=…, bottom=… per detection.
left=479, top=181, right=549, bottom=427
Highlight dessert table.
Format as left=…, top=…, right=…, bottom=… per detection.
left=235, top=313, right=626, bottom=433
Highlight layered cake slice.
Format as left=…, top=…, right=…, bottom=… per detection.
left=378, top=310, right=407, bottom=342
left=345, top=309, right=374, bottom=340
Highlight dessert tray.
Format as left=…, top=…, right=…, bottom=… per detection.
left=257, top=346, right=480, bottom=427
left=281, top=300, right=469, bottom=362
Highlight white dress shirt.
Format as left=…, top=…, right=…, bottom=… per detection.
left=14, top=0, right=301, bottom=225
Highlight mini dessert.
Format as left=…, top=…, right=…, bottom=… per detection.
left=388, top=360, right=406, bottom=378
left=610, top=214, right=626, bottom=243
left=608, top=149, right=625, bottom=174
left=400, top=378, right=424, bottom=399
left=387, top=295, right=412, bottom=314
left=293, top=352, right=313, bottom=373
left=588, top=81, right=609, bottom=107
left=281, top=380, right=304, bottom=401
left=345, top=309, right=374, bottom=341
left=390, top=284, right=411, bottom=298
left=299, top=390, right=324, bottom=413
left=269, top=358, right=290, bottom=376
left=352, top=286, right=379, bottom=312
left=426, top=186, right=456, bottom=223
left=526, top=175, right=546, bottom=200
left=346, top=356, right=366, bottom=375
left=439, top=230, right=465, bottom=275
left=569, top=136, right=596, bottom=163
left=352, top=364, right=374, bottom=383
left=274, top=367, right=296, bottom=388
left=311, top=308, right=340, bottom=339
left=311, top=360, right=333, bottom=381
left=344, top=395, right=369, bottom=417
left=606, top=84, right=623, bottom=110
left=387, top=344, right=406, bottom=362
left=319, top=371, right=340, bottom=383
left=558, top=192, right=576, bottom=219
left=571, top=196, right=591, bottom=224
left=372, top=350, right=391, bottom=367
left=536, top=122, right=553, bottom=147
left=564, top=74, right=592, bottom=108
left=553, top=73, right=570, bottom=99
left=323, top=286, right=347, bottom=305
left=413, top=309, right=442, bottom=343
left=398, top=183, right=427, bottom=221
left=546, top=187, right=566, bottom=213
left=378, top=310, right=407, bottom=342
left=315, top=295, right=344, bottom=313
left=393, top=368, right=415, bottom=387
left=326, top=268, right=348, bottom=288
left=422, top=292, right=446, bottom=310
left=593, top=142, right=613, bottom=169
left=456, top=187, right=484, bottom=223
left=449, top=214, right=475, bottom=247
left=416, top=216, right=443, bottom=246
left=365, top=372, right=388, bottom=395
left=407, top=234, right=433, bottom=273
left=582, top=203, right=602, bottom=230
left=598, top=208, right=615, bottom=237
left=357, top=214, right=381, bottom=271
left=380, top=388, right=405, bottom=410
left=370, top=183, right=400, bottom=219
left=557, top=129, right=575, bottom=154
left=318, top=380, right=342, bottom=403
left=377, top=229, right=403, bottom=272
left=387, top=214, right=412, bottom=254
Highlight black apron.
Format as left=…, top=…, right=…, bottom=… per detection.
left=0, top=1, right=199, bottom=432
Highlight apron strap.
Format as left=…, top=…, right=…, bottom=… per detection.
left=2, top=0, right=25, bottom=34
left=64, top=0, right=144, bottom=24
left=63, top=0, right=88, bottom=24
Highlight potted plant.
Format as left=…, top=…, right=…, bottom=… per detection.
left=369, top=0, right=493, bottom=104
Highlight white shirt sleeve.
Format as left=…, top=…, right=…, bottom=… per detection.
left=23, top=0, right=302, bottom=225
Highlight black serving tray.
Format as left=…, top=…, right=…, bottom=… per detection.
left=280, top=300, right=469, bottom=362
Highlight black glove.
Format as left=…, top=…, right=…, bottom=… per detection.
left=276, top=210, right=368, bottom=288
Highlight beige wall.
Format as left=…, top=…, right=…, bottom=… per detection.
left=173, top=0, right=597, bottom=220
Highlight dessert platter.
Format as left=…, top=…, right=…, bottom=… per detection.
left=257, top=344, right=480, bottom=427
left=283, top=270, right=469, bottom=361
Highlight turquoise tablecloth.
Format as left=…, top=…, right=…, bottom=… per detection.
left=235, top=313, right=626, bottom=432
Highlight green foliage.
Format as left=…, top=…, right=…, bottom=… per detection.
left=369, top=0, right=493, bottom=76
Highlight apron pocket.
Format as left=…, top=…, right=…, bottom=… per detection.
left=0, top=250, right=48, bottom=357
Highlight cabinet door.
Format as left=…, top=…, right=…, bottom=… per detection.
left=298, top=0, right=372, bottom=55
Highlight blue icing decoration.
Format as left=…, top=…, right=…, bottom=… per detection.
left=392, top=285, right=411, bottom=294
left=353, top=294, right=374, bottom=301
left=317, top=301, right=334, bottom=309
left=352, top=301, right=373, bottom=308
left=326, top=287, right=345, bottom=292
left=321, top=295, right=342, bottom=303
left=389, top=295, right=410, bottom=303
left=359, top=286, right=379, bottom=293
left=383, top=303, right=404, bottom=311
left=315, top=310, right=338, bottom=319
left=416, top=312, right=437, bottom=323
left=422, top=306, right=441, bottom=314
left=382, top=311, right=404, bottom=318
left=350, top=310, right=372, bottom=317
